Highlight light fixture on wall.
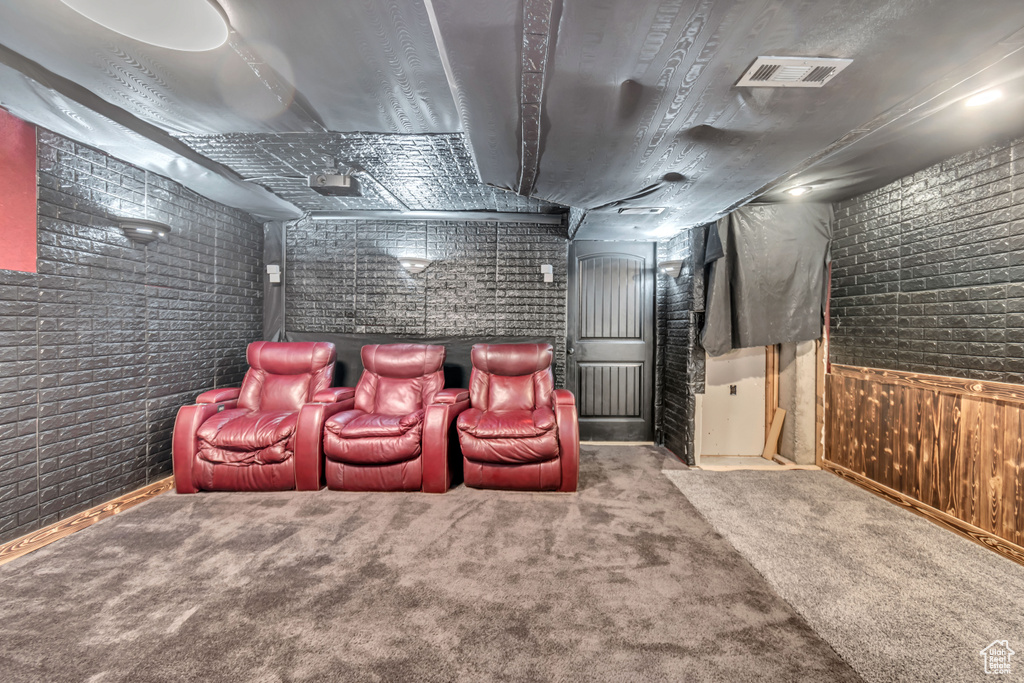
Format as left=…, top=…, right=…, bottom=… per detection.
left=120, top=218, right=171, bottom=245
left=658, top=260, right=684, bottom=278
left=120, top=170, right=170, bottom=246
left=60, top=0, right=229, bottom=52
left=399, top=257, right=431, bottom=274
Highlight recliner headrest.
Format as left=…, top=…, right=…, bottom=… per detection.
left=361, top=343, right=446, bottom=379
left=246, top=341, right=336, bottom=375
left=471, top=343, right=553, bottom=376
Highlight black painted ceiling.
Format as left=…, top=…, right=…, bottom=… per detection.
left=1, top=0, right=1023, bottom=237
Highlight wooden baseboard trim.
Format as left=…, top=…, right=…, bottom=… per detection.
left=0, top=476, right=174, bottom=567
left=822, top=461, right=1024, bottom=568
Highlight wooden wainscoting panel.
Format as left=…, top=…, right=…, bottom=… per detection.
left=831, top=364, right=1024, bottom=403
left=1003, top=406, right=1024, bottom=546
left=826, top=366, right=1024, bottom=558
left=0, top=477, right=174, bottom=567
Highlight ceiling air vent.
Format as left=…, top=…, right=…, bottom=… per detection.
left=618, top=207, right=665, bottom=215
left=736, top=56, right=852, bottom=88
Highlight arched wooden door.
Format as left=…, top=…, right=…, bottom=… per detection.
left=567, top=241, right=656, bottom=441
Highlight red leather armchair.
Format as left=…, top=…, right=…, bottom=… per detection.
left=322, top=343, right=469, bottom=492
left=456, top=343, right=579, bottom=492
left=172, top=341, right=353, bottom=493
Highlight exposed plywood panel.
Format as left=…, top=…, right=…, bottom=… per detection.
left=826, top=365, right=1024, bottom=549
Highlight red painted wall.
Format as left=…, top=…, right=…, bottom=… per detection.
left=0, top=109, right=37, bottom=273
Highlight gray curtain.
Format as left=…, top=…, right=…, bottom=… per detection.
left=263, top=221, right=286, bottom=341
left=701, top=203, right=832, bottom=356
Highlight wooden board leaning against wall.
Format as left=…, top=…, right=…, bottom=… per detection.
left=824, top=365, right=1024, bottom=566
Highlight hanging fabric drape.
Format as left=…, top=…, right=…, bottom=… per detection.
left=701, top=203, right=833, bottom=357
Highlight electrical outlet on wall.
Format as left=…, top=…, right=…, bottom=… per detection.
left=729, top=385, right=737, bottom=395
left=541, top=264, right=553, bottom=283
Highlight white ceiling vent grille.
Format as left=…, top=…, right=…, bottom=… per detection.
left=736, top=56, right=852, bottom=88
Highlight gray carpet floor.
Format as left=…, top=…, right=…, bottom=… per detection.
left=664, top=468, right=1024, bottom=683
left=0, top=446, right=860, bottom=682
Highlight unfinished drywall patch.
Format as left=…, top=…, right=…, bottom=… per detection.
left=778, top=340, right=818, bottom=465
left=700, top=347, right=766, bottom=457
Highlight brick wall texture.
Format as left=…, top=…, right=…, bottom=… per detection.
left=286, top=218, right=569, bottom=386
left=831, top=135, right=1024, bottom=382
left=656, top=225, right=707, bottom=464
left=0, top=130, right=262, bottom=543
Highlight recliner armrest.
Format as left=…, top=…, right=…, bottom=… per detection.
left=552, top=389, right=575, bottom=407
left=422, top=394, right=471, bottom=493
left=434, top=388, right=469, bottom=404
left=312, top=387, right=356, bottom=403
left=196, top=387, right=241, bottom=404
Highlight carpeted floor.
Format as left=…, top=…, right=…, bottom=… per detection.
left=0, top=446, right=860, bottom=682
left=664, top=469, right=1024, bottom=683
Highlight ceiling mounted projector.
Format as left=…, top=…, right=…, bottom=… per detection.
left=308, top=173, right=361, bottom=197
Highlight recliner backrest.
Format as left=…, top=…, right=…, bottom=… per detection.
left=469, top=343, right=554, bottom=411
left=354, top=344, right=446, bottom=415
left=238, top=341, right=336, bottom=412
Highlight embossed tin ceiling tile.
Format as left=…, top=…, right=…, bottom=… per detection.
left=180, top=132, right=566, bottom=214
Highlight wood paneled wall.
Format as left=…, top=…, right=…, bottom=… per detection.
left=825, top=365, right=1024, bottom=563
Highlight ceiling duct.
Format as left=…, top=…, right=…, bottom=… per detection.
left=736, top=56, right=852, bottom=88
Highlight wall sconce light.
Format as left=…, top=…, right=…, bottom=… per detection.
left=120, top=218, right=171, bottom=245
left=266, top=264, right=282, bottom=284
left=399, top=257, right=431, bottom=274
left=658, top=260, right=684, bottom=278
left=540, top=264, right=553, bottom=283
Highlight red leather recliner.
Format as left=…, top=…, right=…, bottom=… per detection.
left=456, top=343, right=579, bottom=492
left=172, top=341, right=354, bottom=493
left=322, top=343, right=470, bottom=492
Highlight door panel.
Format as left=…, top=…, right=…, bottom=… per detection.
left=568, top=241, right=655, bottom=441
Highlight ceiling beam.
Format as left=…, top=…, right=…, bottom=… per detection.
left=308, top=210, right=564, bottom=225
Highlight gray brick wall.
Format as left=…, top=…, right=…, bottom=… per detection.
left=0, top=130, right=262, bottom=543
left=831, top=135, right=1024, bottom=382
left=286, top=218, right=569, bottom=386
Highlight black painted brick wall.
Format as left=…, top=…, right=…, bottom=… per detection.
left=831, top=135, right=1024, bottom=382
left=0, top=130, right=262, bottom=543
left=656, top=226, right=706, bottom=464
left=286, top=218, right=569, bottom=386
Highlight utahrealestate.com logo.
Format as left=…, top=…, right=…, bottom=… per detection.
left=981, top=640, right=1015, bottom=675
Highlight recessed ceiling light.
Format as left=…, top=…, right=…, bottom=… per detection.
left=787, top=186, right=813, bottom=197
left=61, top=0, right=229, bottom=52
left=964, top=89, right=1003, bottom=107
